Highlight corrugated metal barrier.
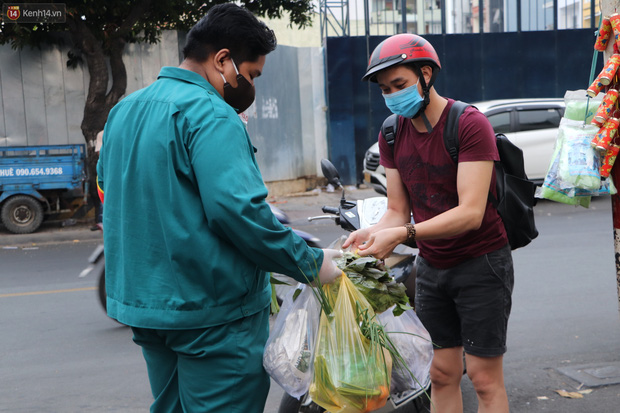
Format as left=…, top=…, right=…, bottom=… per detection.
left=0, top=33, right=328, bottom=187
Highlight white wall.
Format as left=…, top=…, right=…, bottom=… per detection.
left=0, top=31, right=328, bottom=184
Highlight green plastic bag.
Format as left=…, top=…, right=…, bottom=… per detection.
left=310, top=275, right=392, bottom=413
left=563, top=90, right=602, bottom=124
left=538, top=118, right=616, bottom=207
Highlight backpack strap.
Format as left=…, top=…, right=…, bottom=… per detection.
left=381, top=113, right=400, bottom=147
left=442, top=101, right=499, bottom=208
left=443, top=100, right=471, bottom=163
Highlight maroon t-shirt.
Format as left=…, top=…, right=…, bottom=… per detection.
left=380, top=99, right=508, bottom=269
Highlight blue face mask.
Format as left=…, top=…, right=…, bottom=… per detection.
left=383, top=82, right=423, bottom=118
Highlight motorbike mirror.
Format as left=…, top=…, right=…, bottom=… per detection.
left=320, top=159, right=342, bottom=189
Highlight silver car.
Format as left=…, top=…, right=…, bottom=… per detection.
left=363, top=98, right=565, bottom=194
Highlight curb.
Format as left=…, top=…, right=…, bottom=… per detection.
left=0, top=225, right=102, bottom=247
left=0, top=186, right=380, bottom=247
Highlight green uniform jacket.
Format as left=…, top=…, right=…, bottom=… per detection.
left=97, top=67, right=324, bottom=329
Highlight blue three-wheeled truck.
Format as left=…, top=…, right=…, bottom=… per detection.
left=0, top=145, right=87, bottom=234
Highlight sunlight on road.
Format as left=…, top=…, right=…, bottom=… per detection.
left=0, top=286, right=96, bottom=298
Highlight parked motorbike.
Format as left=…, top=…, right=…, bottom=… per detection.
left=78, top=223, right=106, bottom=311
left=277, top=159, right=429, bottom=413
left=308, top=159, right=417, bottom=303
left=79, top=207, right=321, bottom=315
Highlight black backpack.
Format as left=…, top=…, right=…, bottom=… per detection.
left=381, top=101, right=538, bottom=250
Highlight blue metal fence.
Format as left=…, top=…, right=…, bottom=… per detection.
left=326, top=29, right=603, bottom=184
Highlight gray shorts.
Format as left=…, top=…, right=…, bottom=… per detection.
left=415, top=244, right=514, bottom=357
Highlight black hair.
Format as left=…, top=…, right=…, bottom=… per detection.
left=182, top=3, right=277, bottom=64
left=404, top=62, right=437, bottom=76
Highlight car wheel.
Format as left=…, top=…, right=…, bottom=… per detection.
left=1, top=195, right=44, bottom=234
left=278, top=393, right=302, bottom=413
left=410, top=393, right=432, bottom=413
left=278, top=393, right=324, bottom=413
left=98, top=265, right=106, bottom=312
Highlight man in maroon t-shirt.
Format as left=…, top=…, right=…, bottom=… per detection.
left=344, top=34, right=513, bottom=413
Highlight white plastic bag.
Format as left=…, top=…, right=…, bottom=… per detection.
left=263, top=284, right=321, bottom=398
left=377, top=307, right=433, bottom=394
left=556, top=119, right=601, bottom=190
left=538, top=118, right=616, bottom=207
left=563, top=90, right=602, bottom=124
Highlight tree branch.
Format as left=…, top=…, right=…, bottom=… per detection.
left=67, top=15, right=108, bottom=139
left=103, top=0, right=154, bottom=111
left=116, top=0, right=154, bottom=39
left=105, top=38, right=127, bottom=110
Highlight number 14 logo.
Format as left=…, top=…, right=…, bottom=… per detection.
left=7, top=5, right=20, bottom=21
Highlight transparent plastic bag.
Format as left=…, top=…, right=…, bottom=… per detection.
left=556, top=119, right=600, bottom=190
left=539, top=91, right=614, bottom=205
left=537, top=118, right=615, bottom=207
left=537, top=123, right=590, bottom=206
left=263, top=284, right=321, bottom=398
left=310, top=275, right=392, bottom=413
left=563, top=90, right=602, bottom=124
left=376, top=308, right=433, bottom=394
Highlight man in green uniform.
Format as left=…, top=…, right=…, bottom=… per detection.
left=96, top=4, right=342, bottom=412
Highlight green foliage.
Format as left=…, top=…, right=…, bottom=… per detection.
left=0, top=0, right=315, bottom=211
left=0, top=0, right=315, bottom=52
left=336, top=251, right=413, bottom=316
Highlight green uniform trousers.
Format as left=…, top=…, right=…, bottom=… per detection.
left=131, top=307, right=271, bottom=413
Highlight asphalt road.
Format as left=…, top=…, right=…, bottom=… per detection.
left=275, top=191, right=620, bottom=413
left=2, top=191, right=620, bottom=412
left=0, top=240, right=151, bottom=413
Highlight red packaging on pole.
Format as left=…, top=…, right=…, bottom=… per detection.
left=596, top=17, right=613, bottom=51
left=596, top=117, right=620, bottom=153
left=592, top=116, right=605, bottom=128
left=601, top=143, right=620, bottom=178
left=599, top=54, right=620, bottom=85
left=588, top=74, right=607, bottom=97
left=594, top=89, right=619, bottom=124
left=611, top=14, right=620, bottom=50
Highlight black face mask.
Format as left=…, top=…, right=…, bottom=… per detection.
left=220, top=59, right=255, bottom=113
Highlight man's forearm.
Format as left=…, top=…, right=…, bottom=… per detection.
left=370, top=207, right=410, bottom=234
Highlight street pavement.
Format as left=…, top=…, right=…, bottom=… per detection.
left=0, top=220, right=102, bottom=246
left=0, top=185, right=374, bottom=247
left=5, top=186, right=620, bottom=412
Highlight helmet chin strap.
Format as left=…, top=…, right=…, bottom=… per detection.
left=412, top=66, right=435, bottom=133
left=418, top=111, right=434, bottom=134
left=412, top=102, right=433, bottom=133
left=412, top=92, right=433, bottom=133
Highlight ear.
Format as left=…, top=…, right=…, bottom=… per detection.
left=420, top=65, right=433, bottom=84
left=212, top=49, right=231, bottom=72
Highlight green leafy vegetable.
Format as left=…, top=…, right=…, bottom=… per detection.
left=336, top=251, right=412, bottom=316
left=269, top=274, right=284, bottom=314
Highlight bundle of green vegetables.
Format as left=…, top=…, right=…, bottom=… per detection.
left=300, top=259, right=431, bottom=413
left=309, top=275, right=393, bottom=413
left=335, top=251, right=412, bottom=316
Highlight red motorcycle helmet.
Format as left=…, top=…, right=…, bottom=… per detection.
left=363, top=34, right=441, bottom=124
left=362, top=33, right=441, bottom=82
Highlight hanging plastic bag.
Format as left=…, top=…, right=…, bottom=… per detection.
left=376, top=307, right=433, bottom=395
left=563, top=90, right=602, bottom=124
left=556, top=119, right=601, bottom=190
left=537, top=118, right=615, bottom=207
left=310, top=275, right=392, bottom=413
left=263, top=284, right=321, bottom=398
left=537, top=123, right=587, bottom=206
